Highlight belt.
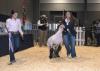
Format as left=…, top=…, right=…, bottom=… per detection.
left=9, top=31, right=19, bottom=34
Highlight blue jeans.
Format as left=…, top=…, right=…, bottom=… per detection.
left=9, top=33, right=20, bottom=62
left=63, top=33, right=76, bottom=58
left=11, top=33, right=20, bottom=50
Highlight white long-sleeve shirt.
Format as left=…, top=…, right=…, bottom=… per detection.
left=6, top=18, right=23, bottom=35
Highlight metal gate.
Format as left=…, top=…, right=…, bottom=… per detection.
left=32, top=24, right=85, bottom=46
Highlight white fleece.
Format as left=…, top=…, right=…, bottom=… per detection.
left=47, top=25, right=64, bottom=48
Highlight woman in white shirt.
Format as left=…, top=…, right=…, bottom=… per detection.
left=6, top=11, right=23, bottom=65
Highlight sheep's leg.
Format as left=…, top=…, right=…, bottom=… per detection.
left=53, top=47, right=58, bottom=58
left=53, top=45, right=59, bottom=58
left=56, top=45, right=62, bottom=57
left=49, top=47, right=53, bottom=59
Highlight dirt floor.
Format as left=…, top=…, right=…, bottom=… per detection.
left=0, top=45, right=100, bottom=71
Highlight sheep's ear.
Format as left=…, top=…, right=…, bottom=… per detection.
left=61, top=25, right=65, bottom=28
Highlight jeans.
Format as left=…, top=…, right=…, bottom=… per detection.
left=9, top=33, right=20, bottom=62
left=11, top=33, right=20, bottom=50
left=63, top=33, right=76, bottom=58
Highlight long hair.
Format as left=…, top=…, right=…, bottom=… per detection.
left=64, top=11, right=75, bottom=22
left=10, top=10, right=18, bottom=18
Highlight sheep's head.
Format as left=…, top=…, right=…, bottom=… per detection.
left=59, top=25, right=65, bottom=31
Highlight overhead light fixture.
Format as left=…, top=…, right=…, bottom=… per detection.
left=40, top=0, right=84, bottom=3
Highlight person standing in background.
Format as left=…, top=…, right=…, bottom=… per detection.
left=23, top=18, right=32, bottom=31
left=95, top=20, right=100, bottom=46
left=37, top=15, right=48, bottom=47
left=6, top=10, right=23, bottom=65
left=63, top=11, right=77, bottom=58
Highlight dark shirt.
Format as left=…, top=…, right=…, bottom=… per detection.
left=63, top=20, right=76, bottom=36
left=38, top=24, right=47, bottom=31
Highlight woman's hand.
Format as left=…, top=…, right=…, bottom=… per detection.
left=21, top=33, right=24, bottom=39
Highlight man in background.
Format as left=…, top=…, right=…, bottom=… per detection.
left=37, top=15, right=48, bottom=47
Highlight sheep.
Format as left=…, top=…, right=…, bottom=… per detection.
left=47, top=24, right=65, bottom=59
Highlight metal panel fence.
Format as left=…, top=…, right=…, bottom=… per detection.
left=32, top=24, right=85, bottom=46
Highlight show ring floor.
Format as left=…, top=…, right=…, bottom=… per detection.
left=0, top=46, right=100, bottom=71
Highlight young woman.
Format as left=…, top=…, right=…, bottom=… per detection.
left=6, top=11, right=23, bottom=65
left=63, top=11, right=77, bottom=58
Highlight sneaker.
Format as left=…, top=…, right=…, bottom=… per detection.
left=72, top=56, right=77, bottom=58
left=67, top=54, right=71, bottom=59
left=8, top=60, right=16, bottom=65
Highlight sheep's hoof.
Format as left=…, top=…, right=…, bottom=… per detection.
left=49, top=55, right=53, bottom=59
left=56, top=55, right=60, bottom=57
left=53, top=55, right=60, bottom=58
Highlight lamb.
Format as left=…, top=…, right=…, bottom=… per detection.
left=47, top=24, right=65, bottom=59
